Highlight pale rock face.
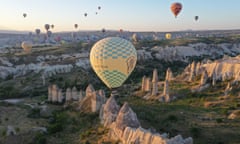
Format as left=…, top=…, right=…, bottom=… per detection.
left=203, top=56, right=240, bottom=82
left=115, top=102, right=140, bottom=130
left=66, top=88, right=72, bottom=101
left=77, top=85, right=105, bottom=113
left=141, top=76, right=146, bottom=92
left=51, top=85, right=58, bottom=102
left=163, top=80, right=170, bottom=102
left=145, top=78, right=151, bottom=92
left=91, top=91, right=106, bottom=113
left=86, top=84, right=95, bottom=97
left=165, top=68, right=173, bottom=81
left=228, top=110, right=240, bottom=119
left=99, top=96, right=120, bottom=127
left=188, top=61, right=196, bottom=82
left=137, top=50, right=153, bottom=61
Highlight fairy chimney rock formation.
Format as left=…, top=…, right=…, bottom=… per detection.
left=115, top=102, right=140, bottom=130
left=188, top=61, right=196, bottom=82
left=151, top=69, right=158, bottom=96
left=100, top=96, right=120, bottom=127
left=86, top=84, right=95, bottom=97
left=66, top=88, right=72, bottom=101
left=166, top=67, right=173, bottom=81
left=51, top=85, right=58, bottom=102
left=145, top=78, right=151, bottom=92
left=200, top=69, right=208, bottom=86
left=141, top=76, right=146, bottom=92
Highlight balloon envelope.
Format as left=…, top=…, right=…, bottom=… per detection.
left=195, top=16, right=199, bottom=21
left=74, top=24, right=78, bottom=29
left=35, top=29, right=41, bottom=35
left=171, top=2, right=182, bottom=17
left=90, top=37, right=137, bottom=88
left=165, top=33, right=172, bottom=39
left=21, top=41, right=32, bottom=53
left=45, top=24, right=50, bottom=31
left=23, top=13, right=27, bottom=18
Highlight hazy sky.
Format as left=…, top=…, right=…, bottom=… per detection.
left=0, top=0, right=239, bottom=32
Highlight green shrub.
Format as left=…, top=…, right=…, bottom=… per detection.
left=216, top=118, right=223, bottom=123
left=190, top=127, right=201, bottom=138
left=33, top=133, right=47, bottom=144
left=48, top=123, right=63, bottom=134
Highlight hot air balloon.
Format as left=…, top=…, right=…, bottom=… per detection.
left=23, top=13, right=27, bottom=18
left=102, top=28, right=106, bottom=33
left=44, top=24, right=50, bottom=31
left=84, top=13, right=88, bottom=17
left=165, top=33, right=172, bottom=39
left=119, top=29, right=123, bottom=33
left=132, top=33, right=139, bottom=42
left=51, top=24, right=54, bottom=29
left=170, top=2, right=182, bottom=18
left=195, top=16, right=199, bottom=21
left=98, top=6, right=101, bottom=10
left=21, top=41, right=32, bottom=53
left=35, top=29, right=41, bottom=35
left=90, top=37, right=137, bottom=89
left=74, top=24, right=78, bottom=29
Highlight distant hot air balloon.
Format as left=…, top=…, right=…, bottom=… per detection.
left=51, top=24, right=54, bottom=29
left=21, top=41, right=32, bottom=53
left=170, top=2, right=182, bottom=18
left=35, top=29, right=41, bottom=35
left=195, top=16, right=199, bottom=21
left=84, top=13, right=88, bottom=17
left=44, top=24, right=50, bottom=31
left=74, top=24, right=78, bottom=29
left=102, top=28, right=106, bottom=33
left=132, top=33, right=139, bottom=42
left=119, top=29, right=123, bottom=33
left=90, top=37, right=137, bottom=89
left=23, top=13, right=27, bottom=18
left=98, top=6, right=101, bottom=10
left=165, top=33, right=172, bottom=39
left=95, top=12, right=98, bottom=15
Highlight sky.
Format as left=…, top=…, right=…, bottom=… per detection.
left=0, top=0, right=240, bottom=32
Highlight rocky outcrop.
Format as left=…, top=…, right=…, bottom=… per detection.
left=99, top=96, right=120, bottom=127
left=77, top=84, right=106, bottom=113
left=101, top=96, right=193, bottom=144
left=203, top=56, right=240, bottom=82
left=188, top=61, right=196, bottom=82
left=115, top=102, right=140, bottom=130
left=165, top=67, right=173, bottom=81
